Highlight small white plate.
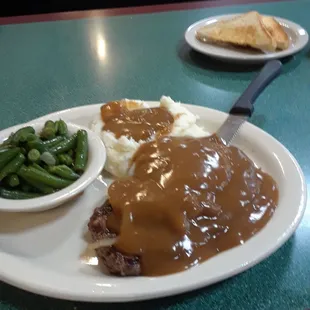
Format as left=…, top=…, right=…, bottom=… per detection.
left=185, top=14, right=309, bottom=63
left=0, top=121, right=106, bottom=212
left=0, top=102, right=307, bottom=302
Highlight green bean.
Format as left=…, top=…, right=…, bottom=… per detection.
left=43, top=120, right=55, bottom=131
left=41, top=128, right=55, bottom=140
left=12, top=127, right=35, bottom=145
left=18, top=165, right=73, bottom=189
left=0, top=188, right=42, bottom=200
left=42, top=136, right=64, bottom=148
left=19, top=165, right=54, bottom=194
left=54, top=121, right=59, bottom=135
left=0, top=153, right=25, bottom=181
left=57, top=120, right=68, bottom=136
left=0, top=148, right=21, bottom=171
left=46, top=120, right=54, bottom=127
left=0, top=144, right=11, bottom=150
left=0, top=147, right=14, bottom=155
left=67, top=149, right=74, bottom=157
left=6, top=174, right=20, bottom=187
left=28, top=149, right=40, bottom=162
left=26, top=133, right=37, bottom=142
left=32, top=163, right=47, bottom=173
left=22, top=178, right=55, bottom=194
left=49, top=134, right=77, bottom=155
left=27, top=138, right=48, bottom=154
left=48, top=165, right=80, bottom=181
left=74, top=130, right=88, bottom=173
left=41, top=121, right=56, bottom=140
left=19, top=132, right=35, bottom=143
left=57, top=153, right=73, bottom=166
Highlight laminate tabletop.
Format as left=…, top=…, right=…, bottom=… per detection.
left=0, top=0, right=309, bottom=309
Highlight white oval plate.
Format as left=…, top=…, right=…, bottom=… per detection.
left=185, top=14, right=309, bottom=63
left=0, top=102, right=307, bottom=302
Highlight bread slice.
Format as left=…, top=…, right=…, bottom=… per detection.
left=261, top=16, right=289, bottom=50
left=196, top=11, right=277, bottom=52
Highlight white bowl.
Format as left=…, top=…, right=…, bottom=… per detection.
left=0, top=121, right=106, bottom=212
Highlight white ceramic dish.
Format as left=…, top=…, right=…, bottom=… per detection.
left=185, top=14, right=309, bottom=63
left=0, top=102, right=306, bottom=302
left=0, top=121, right=106, bottom=212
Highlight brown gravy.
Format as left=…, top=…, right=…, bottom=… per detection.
left=101, top=101, right=174, bottom=142
left=106, top=134, right=278, bottom=276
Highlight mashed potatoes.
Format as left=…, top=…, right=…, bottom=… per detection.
left=90, top=96, right=208, bottom=177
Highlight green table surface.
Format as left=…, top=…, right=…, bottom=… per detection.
left=0, top=0, right=309, bottom=309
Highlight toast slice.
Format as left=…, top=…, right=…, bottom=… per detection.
left=261, top=16, right=289, bottom=50
left=196, top=11, right=277, bottom=52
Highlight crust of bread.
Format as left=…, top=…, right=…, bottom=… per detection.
left=261, top=16, right=290, bottom=50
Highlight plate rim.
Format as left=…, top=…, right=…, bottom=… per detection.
left=0, top=102, right=307, bottom=302
left=184, top=13, right=309, bottom=62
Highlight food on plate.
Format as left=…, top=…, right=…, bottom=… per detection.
left=90, top=96, right=208, bottom=177
left=196, top=11, right=289, bottom=52
left=261, top=15, right=290, bottom=50
left=196, top=11, right=276, bottom=52
left=0, top=120, right=88, bottom=200
left=88, top=134, right=278, bottom=276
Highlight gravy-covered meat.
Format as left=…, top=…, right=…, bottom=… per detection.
left=90, top=134, right=278, bottom=276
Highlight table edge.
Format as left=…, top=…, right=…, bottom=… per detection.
left=0, top=0, right=292, bottom=25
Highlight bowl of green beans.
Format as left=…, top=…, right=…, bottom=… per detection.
left=0, top=119, right=106, bottom=212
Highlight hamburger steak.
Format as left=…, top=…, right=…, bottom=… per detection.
left=88, top=200, right=141, bottom=276
left=88, top=133, right=278, bottom=277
